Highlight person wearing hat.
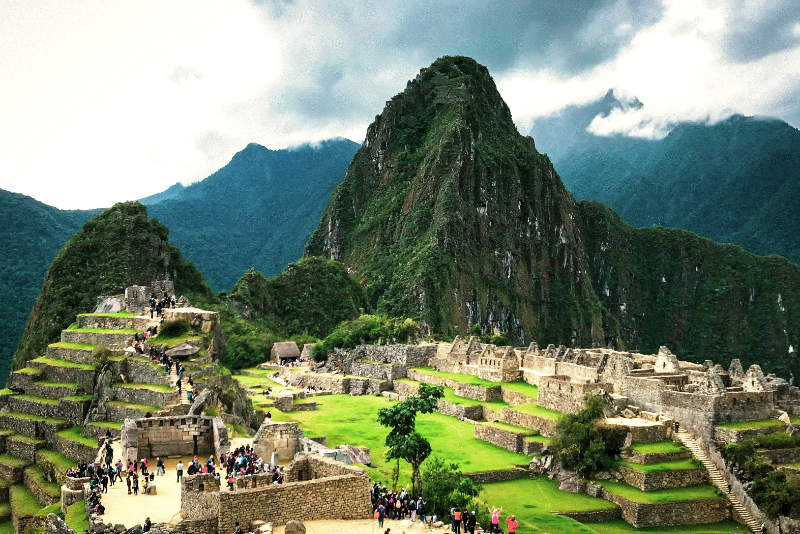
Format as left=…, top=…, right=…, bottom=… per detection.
left=466, top=511, right=477, bottom=534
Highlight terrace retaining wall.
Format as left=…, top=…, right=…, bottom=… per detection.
left=601, top=490, right=727, bottom=528
left=617, top=465, right=708, bottom=491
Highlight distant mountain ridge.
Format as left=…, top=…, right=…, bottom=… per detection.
left=0, top=190, right=98, bottom=381
left=531, top=93, right=800, bottom=265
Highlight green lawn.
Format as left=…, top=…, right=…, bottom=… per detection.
left=629, top=441, right=687, bottom=455
left=14, top=394, right=58, bottom=405
left=396, top=378, right=508, bottom=413
left=86, top=421, right=123, bottom=430
left=62, top=394, right=93, bottom=402
left=587, top=520, right=748, bottom=534
left=34, top=380, right=79, bottom=389
left=596, top=481, right=722, bottom=504
left=13, top=368, right=41, bottom=376
left=232, top=373, right=295, bottom=393
left=57, top=427, right=98, bottom=448
left=0, top=411, right=65, bottom=424
left=0, top=522, right=14, bottom=534
left=113, top=382, right=173, bottom=393
left=30, top=356, right=95, bottom=371
left=618, top=459, right=701, bottom=472
left=510, top=402, right=564, bottom=421
left=481, top=478, right=616, bottom=534
left=268, top=394, right=529, bottom=486
left=24, top=466, right=60, bottom=499
left=499, top=381, right=539, bottom=399
left=411, top=366, right=501, bottom=387
left=716, top=417, right=800, bottom=430
left=8, top=434, right=44, bottom=446
left=77, top=312, right=136, bottom=317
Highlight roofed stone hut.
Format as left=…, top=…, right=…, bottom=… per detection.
left=271, top=341, right=301, bottom=363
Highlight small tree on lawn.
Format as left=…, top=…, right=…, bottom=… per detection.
left=377, top=383, right=444, bottom=495
left=422, top=456, right=482, bottom=519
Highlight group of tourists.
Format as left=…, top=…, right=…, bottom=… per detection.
left=149, top=293, right=176, bottom=319
left=371, top=484, right=427, bottom=527
left=221, top=445, right=284, bottom=486
left=370, top=483, right=516, bottom=534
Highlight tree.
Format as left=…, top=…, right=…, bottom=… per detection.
left=422, top=456, right=481, bottom=519
left=377, top=383, right=444, bottom=495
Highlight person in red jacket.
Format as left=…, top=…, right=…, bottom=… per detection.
left=506, top=514, right=518, bottom=534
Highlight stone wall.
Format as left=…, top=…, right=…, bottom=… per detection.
left=713, top=424, right=785, bottom=444
left=252, top=422, right=303, bottom=463
left=473, top=424, right=525, bottom=453
left=181, top=474, right=220, bottom=521
left=135, top=415, right=216, bottom=458
left=77, top=314, right=152, bottom=330
left=537, top=376, right=604, bottom=414
left=602, top=490, right=728, bottom=528
left=556, top=509, right=621, bottom=523
left=618, top=465, right=708, bottom=491
left=487, top=407, right=559, bottom=437
left=7, top=436, right=42, bottom=462
left=112, top=386, right=174, bottom=408
left=621, top=449, right=690, bottom=465
left=761, top=447, right=800, bottom=464
left=28, top=360, right=95, bottom=390
left=349, top=361, right=407, bottom=381
left=463, top=469, right=529, bottom=484
left=500, top=388, right=536, bottom=405
left=405, top=369, right=502, bottom=401
left=336, top=344, right=435, bottom=367
left=61, top=329, right=133, bottom=348
left=435, top=399, right=484, bottom=421
left=161, top=308, right=220, bottom=334
left=55, top=435, right=98, bottom=464
left=111, top=357, right=169, bottom=384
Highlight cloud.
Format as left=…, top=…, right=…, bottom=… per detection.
left=0, top=0, right=797, bottom=208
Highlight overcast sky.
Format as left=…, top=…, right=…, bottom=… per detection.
left=2, top=1, right=799, bottom=209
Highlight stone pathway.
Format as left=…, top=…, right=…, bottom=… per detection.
left=273, top=518, right=451, bottom=534
left=675, top=429, right=762, bottom=533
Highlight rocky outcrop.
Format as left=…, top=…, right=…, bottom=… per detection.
left=45, top=514, right=76, bottom=534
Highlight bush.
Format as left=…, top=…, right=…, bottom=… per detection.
left=551, top=393, right=625, bottom=477
left=159, top=319, right=191, bottom=337
left=421, top=457, right=482, bottom=519
left=312, top=314, right=421, bottom=361
left=92, top=345, right=114, bottom=367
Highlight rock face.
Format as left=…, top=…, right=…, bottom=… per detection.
left=304, top=55, right=800, bottom=380
left=284, top=520, right=306, bottom=534
left=45, top=513, right=76, bottom=534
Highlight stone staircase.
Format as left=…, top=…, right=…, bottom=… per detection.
left=675, top=429, right=762, bottom=533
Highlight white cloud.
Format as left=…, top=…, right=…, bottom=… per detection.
left=0, top=0, right=798, bottom=208
left=499, top=1, right=800, bottom=139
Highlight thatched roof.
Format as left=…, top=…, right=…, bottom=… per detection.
left=271, top=341, right=300, bottom=361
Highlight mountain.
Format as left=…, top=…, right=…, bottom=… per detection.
left=305, top=56, right=800, bottom=380
left=145, top=138, right=360, bottom=292
left=531, top=94, right=800, bottom=266
left=228, top=257, right=366, bottom=338
left=12, top=202, right=214, bottom=371
left=0, top=189, right=98, bottom=381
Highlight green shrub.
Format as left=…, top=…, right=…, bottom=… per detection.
left=313, top=314, right=421, bottom=361
left=551, top=393, right=625, bottom=477
left=159, top=320, right=191, bottom=338
left=421, top=456, right=482, bottom=519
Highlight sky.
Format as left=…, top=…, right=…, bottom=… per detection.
left=1, top=1, right=799, bottom=209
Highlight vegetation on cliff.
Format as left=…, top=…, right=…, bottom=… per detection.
left=312, top=313, right=421, bottom=361
left=12, top=202, right=214, bottom=371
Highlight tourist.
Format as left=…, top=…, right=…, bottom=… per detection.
left=143, top=518, right=151, bottom=533
left=176, top=460, right=184, bottom=482
left=505, top=514, right=518, bottom=534
left=234, top=522, right=242, bottom=534
left=466, top=511, right=476, bottom=534
left=157, top=457, right=165, bottom=476
left=132, top=473, right=139, bottom=495
left=126, top=474, right=132, bottom=494
left=453, top=507, right=462, bottom=534
left=177, top=378, right=182, bottom=394
left=417, top=499, right=426, bottom=524
left=674, top=420, right=680, bottom=433
left=376, top=502, right=386, bottom=528
left=227, top=473, right=235, bottom=491
left=488, top=506, right=502, bottom=534
left=761, top=524, right=766, bottom=534
left=727, top=482, right=732, bottom=493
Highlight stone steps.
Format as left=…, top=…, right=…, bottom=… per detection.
left=22, top=466, right=60, bottom=506
left=676, top=429, right=763, bottom=533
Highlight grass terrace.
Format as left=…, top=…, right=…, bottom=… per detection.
left=511, top=402, right=564, bottom=420
left=86, top=421, right=123, bottom=430
left=30, top=356, right=95, bottom=371
left=24, top=466, right=60, bottom=500
left=267, top=393, right=529, bottom=486
left=14, top=394, right=58, bottom=405
left=105, top=400, right=162, bottom=413
left=9, top=484, right=42, bottom=517
left=48, top=342, right=96, bottom=351
left=618, top=459, right=702, bottom=472
left=8, top=434, right=44, bottom=446
left=0, top=522, right=13, bottom=534
left=37, top=450, right=77, bottom=474
left=34, top=380, right=78, bottom=389
left=0, top=503, right=8, bottom=519
left=65, top=501, right=88, bottom=533
left=77, top=312, right=137, bottom=317
left=62, top=395, right=93, bottom=402
left=36, top=502, right=62, bottom=517
left=0, top=454, right=31, bottom=468
left=588, top=520, right=748, bottom=534
left=525, top=434, right=552, bottom=444
left=0, top=389, right=15, bottom=396
left=595, top=481, right=722, bottom=504
left=65, top=326, right=139, bottom=334
left=0, top=411, right=65, bottom=424
left=13, top=368, right=40, bottom=376
left=482, top=421, right=537, bottom=435
left=396, top=378, right=508, bottom=412
left=629, top=441, right=688, bottom=455
left=113, top=382, right=173, bottom=393
left=57, top=427, right=98, bottom=448
left=717, top=417, right=800, bottom=430
left=411, top=366, right=500, bottom=387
